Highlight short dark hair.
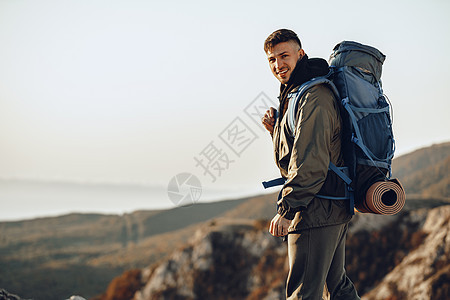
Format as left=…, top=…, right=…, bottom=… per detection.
left=264, top=29, right=302, bottom=53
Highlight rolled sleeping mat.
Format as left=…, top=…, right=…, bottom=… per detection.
left=355, top=178, right=405, bottom=215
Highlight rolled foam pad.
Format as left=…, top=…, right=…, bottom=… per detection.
left=356, top=178, right=405, bottom=215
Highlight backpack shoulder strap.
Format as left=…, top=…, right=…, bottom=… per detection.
left=286, top=76, right=340, bottom=137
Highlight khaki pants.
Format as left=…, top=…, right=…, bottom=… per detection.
left=286, top=222, right=360, bottom=300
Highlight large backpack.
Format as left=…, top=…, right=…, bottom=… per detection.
left=263, top=41, right=405, bottom=215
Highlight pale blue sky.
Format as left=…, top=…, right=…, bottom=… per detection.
left=0, top=0, right=449, bottom=218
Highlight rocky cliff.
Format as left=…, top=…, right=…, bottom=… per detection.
left=363, top=206, right=450, bottom=299
left=0, top=289, right=28, bottom=300
left=97, top=205, right=450, bottom=300
left=133, top=219, right=286, bottom=300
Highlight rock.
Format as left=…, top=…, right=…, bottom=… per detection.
left=363, top=205, right=450, bottom=299
left=96, top=269, right=143, bottom=300
left=133, top=219, right=286, bottom=300
left=0, top=289, right=29, bottom=300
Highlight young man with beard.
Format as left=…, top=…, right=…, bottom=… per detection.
left=261, top=29, right=360, bottom=300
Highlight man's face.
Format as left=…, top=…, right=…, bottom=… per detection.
left=266, top=41, right=304, bottom=85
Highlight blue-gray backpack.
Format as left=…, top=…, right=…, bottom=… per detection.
left=263, top=41, right=404, bottom=215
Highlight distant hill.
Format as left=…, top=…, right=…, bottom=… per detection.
left=0, top=198, right=251, bottom=300
left=1, top=141, right=450, bottom=299
left=393, top=141, right=450, bottom=199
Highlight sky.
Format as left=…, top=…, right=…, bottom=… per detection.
left=0, top=0, right=449, bottom=220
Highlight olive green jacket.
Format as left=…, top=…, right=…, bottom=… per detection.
left=272, top=84, right=352, bottom=231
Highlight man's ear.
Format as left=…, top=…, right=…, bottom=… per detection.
left=298, top=48, right=305, bottom=58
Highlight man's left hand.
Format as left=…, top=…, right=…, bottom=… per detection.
left=269, top=214, right=291, bottom=237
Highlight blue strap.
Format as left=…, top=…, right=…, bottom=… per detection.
left=352, top=135, right=390, bottom=168
left=327, top=162, right=354, bottom=215
left=342, top=98, right=394, bottom=163
left=262, top=177, right=285, bottom=189
left=287, top=77, right=340, bottom=137
left=342, top=98, right=365, bottom=146
left=357, top=158, right=391, bottom=169
left=328, top=163, right=352, bottom=185
left=316, top=188, right=354, bottom=215
left=347, top=104, right=390, bottom=114
left=262, top=163, right=355, bottom=215
left=316, top=195, right=349, bottom=200
left=349, top=187, right=355, bottom=215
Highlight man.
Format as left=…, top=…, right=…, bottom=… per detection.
left=261, top=29, right=360, bottom=300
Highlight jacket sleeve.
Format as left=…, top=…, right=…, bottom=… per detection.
left=277, top=86, right=337, bottom=220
